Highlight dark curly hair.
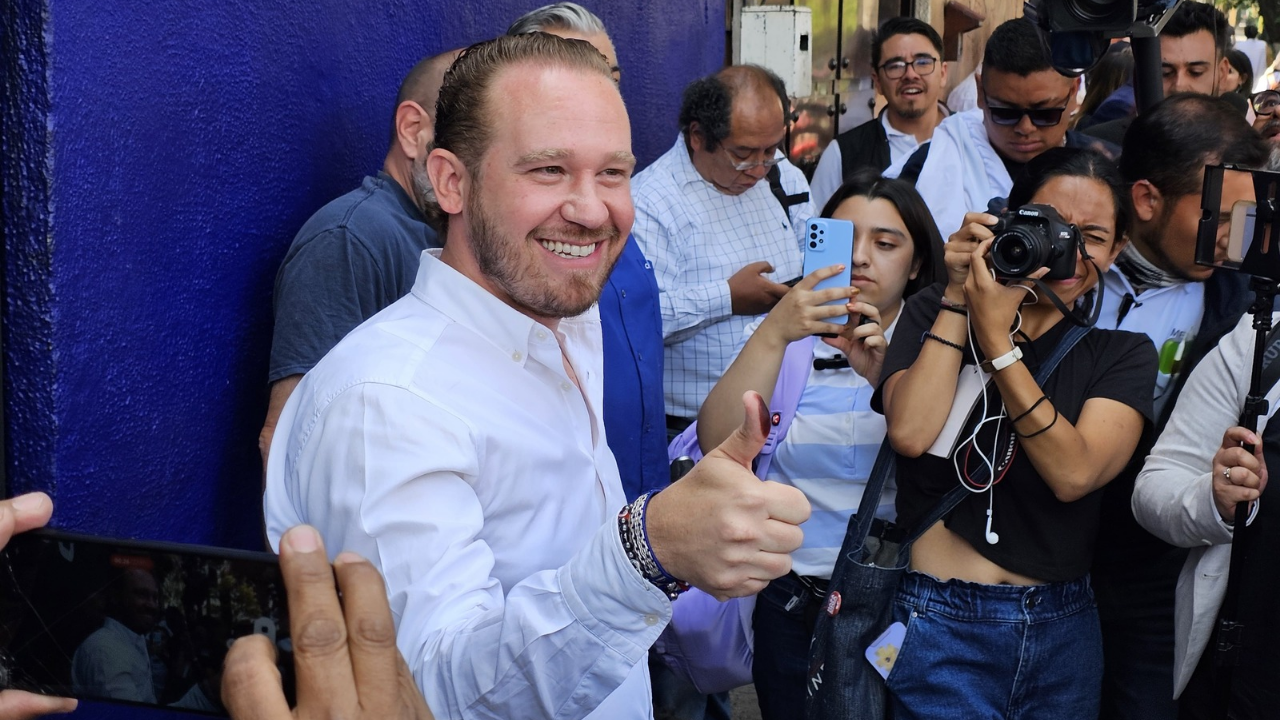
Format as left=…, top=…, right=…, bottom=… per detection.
left=679, top=65, right=789, bottom=152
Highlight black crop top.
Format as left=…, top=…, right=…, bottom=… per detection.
left=874, top=284, right=1157, bottom=582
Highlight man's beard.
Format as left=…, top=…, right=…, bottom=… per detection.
left=467, top=188, right=622, bottom=319
left=411, top=157, right=437, bottom=213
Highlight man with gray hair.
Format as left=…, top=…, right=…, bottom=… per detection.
left=507, top=2, right=620, bottom=82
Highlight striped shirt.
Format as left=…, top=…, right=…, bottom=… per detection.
left=632, top=136, right=811, bottom=419
left=754, top=312, right=900, bottom=579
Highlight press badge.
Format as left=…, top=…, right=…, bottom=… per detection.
left=865, top=621, right=907, bottom=680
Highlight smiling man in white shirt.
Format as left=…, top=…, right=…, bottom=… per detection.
left=264, top=33, right=809, bottom=720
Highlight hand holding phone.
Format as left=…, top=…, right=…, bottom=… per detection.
left=222, top=526, right=433, bottom=720
left=0, top=493, right=78, bottom=720
left=801, top=218, right=856, bottom=324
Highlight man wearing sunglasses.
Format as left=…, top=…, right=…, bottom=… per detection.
left=633, top=66, right=812, bottom=434
left=808, top=17, right=947, bottom=212
left=886, top=18, right=1105, bottom=239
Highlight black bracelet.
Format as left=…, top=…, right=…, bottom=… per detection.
left=938, top=303, right=969, bottom=317
left=922, top=331, right=965, bottom=352
left=1016, top=405, right=1059, bottom=438
left=1011, top=395, right=1049, bottom=425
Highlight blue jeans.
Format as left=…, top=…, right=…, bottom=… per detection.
left=886, top=571, right=1103, bottom=720
left=752, top=573, right=822, bottom=720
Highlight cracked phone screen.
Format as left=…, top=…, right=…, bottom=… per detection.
left=0, top=529, right=292, bottom=716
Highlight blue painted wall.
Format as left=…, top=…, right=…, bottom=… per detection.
left=2, top=2, right=722, bottom=714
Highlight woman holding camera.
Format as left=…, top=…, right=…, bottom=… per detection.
left=875, top=147, right=1157, bottom=718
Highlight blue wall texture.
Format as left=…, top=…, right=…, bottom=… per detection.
left=2, top=1, right=722, bottom=714
left=3, top=0, right=724, bottom=541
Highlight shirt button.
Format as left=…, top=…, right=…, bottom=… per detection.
left=644, top=614, right=659, bottom=626
left=536, top=330, right=547, bottom=341
left=621, top=290, right=628, bottom=298
left=561, top=382, right=573, bottom=392
left=512, top=351, right=523, bottom=362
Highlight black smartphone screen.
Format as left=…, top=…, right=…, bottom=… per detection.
left=0, top=529, right=292, bottom=716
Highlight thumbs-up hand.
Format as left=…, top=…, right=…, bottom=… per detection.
left=645, top=392, right=811, bottom=601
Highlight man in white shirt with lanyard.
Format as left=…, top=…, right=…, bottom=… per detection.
left=263, top=33, right=809, bottom=720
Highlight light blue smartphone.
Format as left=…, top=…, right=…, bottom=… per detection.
left=801, top=217, right=855, bottom=324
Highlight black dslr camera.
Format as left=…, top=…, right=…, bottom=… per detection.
left=989, top=204, right=1081, bottom=280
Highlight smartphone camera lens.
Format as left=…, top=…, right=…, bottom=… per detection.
left=810, top=241, right=818, bottom=248
left=810, top=232, right=817, bottom=239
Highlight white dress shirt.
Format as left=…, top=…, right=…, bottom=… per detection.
left=885, top=108, right=1011, bottom=240
left=265, top=250, right=671, bottom=720
left=809, top=113, right=925, bottom=213
left=1097, top=265, right=1204, bottom=418
left=632, top=135, right=811, bottom=418
left=71, top=617, right=156, bottom=703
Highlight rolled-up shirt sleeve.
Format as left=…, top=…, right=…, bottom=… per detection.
left=268, top=381, right=670, bottom=720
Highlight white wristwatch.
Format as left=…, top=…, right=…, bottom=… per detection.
left=980, top=346, right=1023, bottom=373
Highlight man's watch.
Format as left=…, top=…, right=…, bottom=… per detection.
left=979, top=346, right=1023, bottom=373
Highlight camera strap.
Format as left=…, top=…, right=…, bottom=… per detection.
left=1028, top=255, right=1105, bottom=328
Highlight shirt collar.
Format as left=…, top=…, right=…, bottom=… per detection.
left=376, top=170, right=428, bottom=223
left=409, top=249, right=598, bottom=366
left=880, top=112, right=912, bottom=139
left=670, top=134, right=713, bottom=190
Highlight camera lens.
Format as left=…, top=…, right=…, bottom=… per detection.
left=810, top=241, right=818, bottom=248
left=991, top=229, right=1042, bottom=277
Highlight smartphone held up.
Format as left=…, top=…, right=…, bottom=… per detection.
left=0, top=529, right=291, bottom=716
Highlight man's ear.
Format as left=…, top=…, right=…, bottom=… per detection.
left=975, top=74, right=986, bottom=109
left=1067, top=76, right=1082, bottom=113
left=871, top=70, right=884, bottom=98
left=394, top=101, right=433, bottom=159
left=1219, top=55, right=1232, bottom=94
left=426, top=148, right=467, bottom=216
left=688, top=121, right=706, bottom=153
left=1131, top=179, right=1162, bottom=224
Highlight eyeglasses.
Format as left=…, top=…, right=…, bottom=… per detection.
left=877, top=56, right=938, bottom=80
left=986, top=103, right=1069, bottom=127
left=1253, top=91, right=1280, bottom=117
left=720, top=145, right=782, bottom=171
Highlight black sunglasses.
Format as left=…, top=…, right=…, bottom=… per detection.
left=986, top=104, right=1068, bottom=128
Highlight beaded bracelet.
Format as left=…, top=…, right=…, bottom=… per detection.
left=922, top=331, right=965, bottom=352
left=618, top=492, right=689, bottom=600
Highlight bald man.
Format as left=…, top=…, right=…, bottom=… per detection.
left=260, top=48, right=461, bottom=471
left=632, top=65, right=812, bottom=431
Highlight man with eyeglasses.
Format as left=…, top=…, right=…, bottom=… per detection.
left=809, top=17, right=947, bottom=213
left=633, top=65, right=812, bottom=434
left=1251, top=90, right=1280, bottom=145
left=886, top=18, right=1110, bottom=239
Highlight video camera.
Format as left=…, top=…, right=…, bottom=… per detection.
left=1196, top=165, right=1280, bottom=284
left=990, top=204, right=1082, bottom=280
left=1025, top=0, right=1183, bottom=74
